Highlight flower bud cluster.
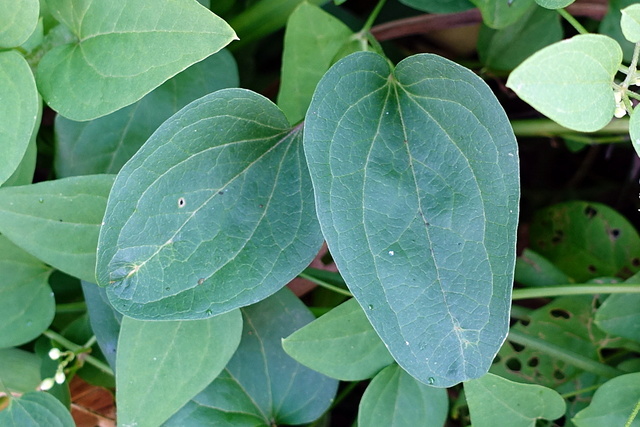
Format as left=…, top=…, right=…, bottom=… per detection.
left=38, top=347, right=74, bottom=391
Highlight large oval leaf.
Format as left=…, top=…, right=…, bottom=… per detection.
left=97, top=88, right=323, bottom=320
left=0, top=236, right=54, bottom=348
left=0, top=51, right=40, bottom=186
left=0, top=175, right=114, bottom=283
left=507, top=34, right=622, bottom=132
left=304, top=51, right=520, bottom=387
left=37, top=0, right=237, bottom=121
left=116, top=311, right=242, bottom=427
left=165, top=288, right=338, bottom=426
left=54, top=50, right=239, bottom=177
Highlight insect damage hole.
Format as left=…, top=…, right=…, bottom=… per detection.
left=178, top=197, right=186, bottom=208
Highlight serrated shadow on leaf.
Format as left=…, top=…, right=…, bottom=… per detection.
left=304, top=52, right=519, bottom=387
left=97, top=88, right=323, bottom=320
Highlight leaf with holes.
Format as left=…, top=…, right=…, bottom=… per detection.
left=358, top=364, right=449, bottom=427
left=54, top=50, right=239, bottom=177
left=304, top=51, right=520, bottom=387
left=97, top=88, right=323, bottom=319
left=116, top=310, right=242, bottom=427
left=0, top=175, right=114, bottom=283
left=283, top=297, right=395, bottom=381
left=465, top=373, right=566, bottom=427
left=507, top=34, right=622, bottom=132
left=36, top=0, right=236, bottom=120
left=164, top=288, right=338, bottom=426
left=529, top=201, right=640, bottom=282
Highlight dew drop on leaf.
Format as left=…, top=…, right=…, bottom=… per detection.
left=368, top=304, right=374, bottom=310
left=388, top=250, right=394, bottom=256
left=428, top=377, right=435, bottom=385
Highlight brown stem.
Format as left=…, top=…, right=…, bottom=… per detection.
left=370, top=2, right=608, bottom=42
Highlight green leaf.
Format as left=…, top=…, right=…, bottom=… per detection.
left=0, top=348, right=42, bottom=393
left=621, top=4, right=640, bottom=43
left=465, top=373, right=566, bottom=427
left=507, top=34, right=623, bottom=132
left=399, top=0, right=474, bottom=13
left=304, top=51, right=519, bottom=387
left=116, top=310, right=242, bottom=427
left=478, top=6, right=562, bottom=71
left=0, top=235, right=54, bottom=348
left=572, top=373, right=640, bottom=426
left=535, top=0, right=574, bottom=8
left=2, top=134, right=37, bottom=188
left=97, top=88, right=323, bottom=320
left=165, top=288, right=338, bottom=426
left=283, top=297, right=395, bottom=381
left=277, top=2, right=353, bottom=125
left=514, top=249, right=572, bottom=287
left=37, top=0, right=237, bottom=121
left=528, top=201, right=640, bottom=281
left=358, top=364, right=449, bottom=427
left=630, top=107, right=640, bottom=158
left=600, top=0, right=636, bottom=62
left=0, top=0, right=39, bottom=47
left=81, top=281, right=122, bottom=370
left=595, top=275, right=640, bottom=342
left=0, top=51, right=40, bottom=186
left=469, top=0, right=535, bottom=29
left=0, top=175, right=115, bottom=283
left=54, top=50, right=239, bottom=177
left=0, top=392, right=74, bottom=427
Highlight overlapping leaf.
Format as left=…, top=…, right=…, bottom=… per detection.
left=37, top=0, right=237, bottom=120
left=81, top=281, right=122, bottom=370
left=97, top=89, right=323, bottom=319
left=0, top=392, right=74, bottom=427
left=0, top=0, right=39, bottom=48
left=304, top=52, right=520, bottom=386
left=0, top=348, right=42, bottom=393
left=0, top=51, right=40, bottom=186
left=0, top=175, right=114, bottom=282
left=507, top=34, right=622, bottom=132
left=165, top=289, right=338, bottom=426
left=572, top=373, right=640, bottom=426
left=116, top=311, right=242, bottom=427
left=54, top=50, right=239, bottom=177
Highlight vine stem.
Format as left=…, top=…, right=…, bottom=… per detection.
left=625, top=399, right=640, bottom=427
left=512, top=284, right=640, bottom=300
left=362, top=0, right=388, bottom=33
left=43, top=330, right=114, bottom=377
left=507, top=330, right=623, bottom=378
left=298, top=272, right=352, bottom=297
left=557, top=8, right=588, bottom=35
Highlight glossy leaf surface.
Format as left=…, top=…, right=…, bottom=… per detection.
left=283, top=297, right=394, bottom=380
left=165, top=289, right=338, bottom=426
left=507, top=35, right=622, bottom=132
left=0, top=175, right=114, bottom=283
left=358, top=364, right=449, bottom=427
left=572, top=373, right=640, bottom=426
left=465, top=373, right=566, bottom=427
left=0, top=51, right=39, bottom=186
left=116, top=310, right=242, bottom=427
left=97, top=89, right=322, bottom=320
left=277, top=2, right=353, bottom=125
left=0, top=392, right=74, bottom=427
left=0, top=0, right=39, bottom=47
left=37, top=0, right=237, bottom=120
left=54, top=50, right=239, bottom=177
left=304, top=51, right=519, bottom=387
left=0, top=236, right=54, bottom=348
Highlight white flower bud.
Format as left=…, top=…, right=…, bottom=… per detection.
left=48, top=348, right=61, bottom=360
left=39, top=378, right=55, bottom=390
left=615, top=90, right=623, bottom=104
left=615, top=105, right=627, bottom=118
left=54, top=371, right=66, bottom=384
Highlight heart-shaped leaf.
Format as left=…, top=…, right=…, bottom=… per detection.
left=116, top=310, right=242, bottom=427
left=54, top=50, right=239, bottom=177
left=358, top=364, right=449, bottom=427
left=0, top=51, right=40, bottom=186
left=0, top=236, right=54, bottom=348
left=97, top=88, right=323, bottom=320
left=165, top=288, right=338, bottom=426
left=0, top=0, right=39, bottom=48
left=0, top=175, right=114, bottom=283
left=304, top=51, right=520, bottom=387
left=37, top=0, right=237, bottom=120
left=0, top=392, right=74, bottom=427
left=507, top=34, right=622, bottom=132
left=283, top=297, right=394, bottom=381
left=465, top=373, right=566, bottom=427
